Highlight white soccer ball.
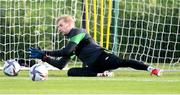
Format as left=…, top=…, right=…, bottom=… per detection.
left=3, top=59, right=21, bottom=76
left=29, top=64, right=48, bottom=81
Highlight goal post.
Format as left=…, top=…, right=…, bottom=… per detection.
left=0, top=0, right=180, bottom=71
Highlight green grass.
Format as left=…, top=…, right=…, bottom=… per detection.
left=0, top=70, right=180, bottom=94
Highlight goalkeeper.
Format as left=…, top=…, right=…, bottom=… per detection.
left=29, top=15, right=161, bottom=77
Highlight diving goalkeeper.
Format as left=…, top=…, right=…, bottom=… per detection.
left=28, top=15, right=161, bottom=77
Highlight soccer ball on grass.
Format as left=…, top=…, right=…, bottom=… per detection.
left=3, top=59, right=21, bottom=76
left=29, top=64, right=48, bottom=81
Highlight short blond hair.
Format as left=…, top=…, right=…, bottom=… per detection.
left=56, top=15, right=75, bottom=24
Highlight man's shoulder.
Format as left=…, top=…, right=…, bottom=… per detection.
left=69, top=28, right=87, bottom=37
left=72, top=28, right=87, bottom=33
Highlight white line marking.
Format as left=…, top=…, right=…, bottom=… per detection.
left=0, top=77, right=179, bottom=82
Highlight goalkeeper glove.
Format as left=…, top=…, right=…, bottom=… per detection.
left=28, top=47, right=45, bottom=59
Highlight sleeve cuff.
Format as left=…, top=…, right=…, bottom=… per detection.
left=42, top=55, right=49, bottom=62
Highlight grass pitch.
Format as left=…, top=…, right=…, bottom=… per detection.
left=0, top=70, right=180, bottom=94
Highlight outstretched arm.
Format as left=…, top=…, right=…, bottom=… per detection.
left=45, top=42, right=77, bottom=57
left=28, top=47, right=70, bottom=70
left=45, top=32, right=86, bottom=57
left=28, top=42, right=76, bottom=59
left=29, top=32, right=85, bottom=58
left=43, top=56, right=70, bottom=70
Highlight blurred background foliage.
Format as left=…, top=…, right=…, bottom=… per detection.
left=0, top=0, right=179, bottom=63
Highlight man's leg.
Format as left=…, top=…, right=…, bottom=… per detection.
left=94, top=52, right=148, bottom=70
left=94, top=51, right=161, bottom=76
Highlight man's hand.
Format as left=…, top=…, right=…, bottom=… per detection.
left=28, top=47, right=45, bottom=59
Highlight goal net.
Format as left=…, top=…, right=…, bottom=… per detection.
left=0, top=0, right=179, bottom=71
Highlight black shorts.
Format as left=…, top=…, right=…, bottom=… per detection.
left=89, top=51, right=121, bottom=72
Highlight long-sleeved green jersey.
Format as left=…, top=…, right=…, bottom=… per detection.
left=46, top=28, right=104, bottom=66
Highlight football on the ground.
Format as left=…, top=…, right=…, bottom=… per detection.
left=29, top=64, right=48, bottom=81
left=3, top=59, right=21, bottom=76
